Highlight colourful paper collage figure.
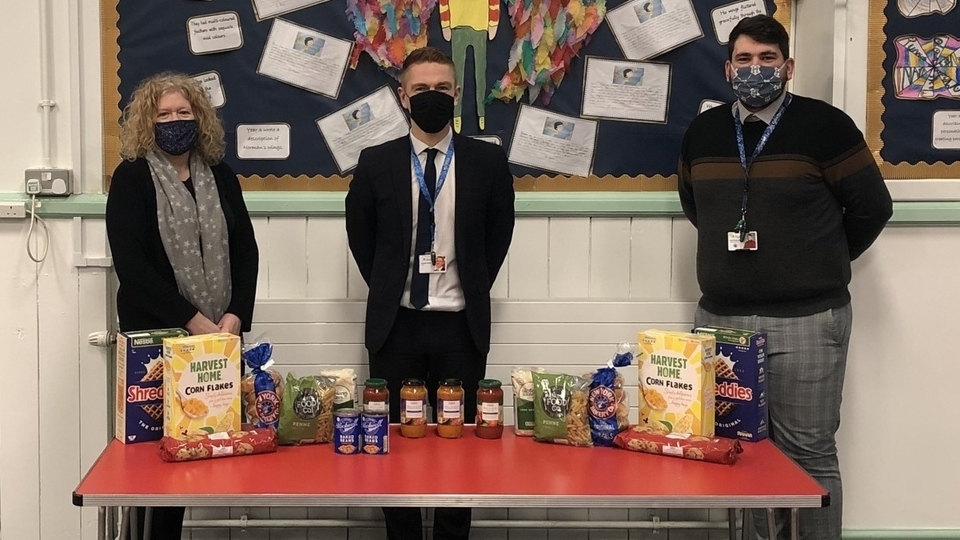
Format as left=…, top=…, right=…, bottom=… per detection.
left=898, top=0, right=956, bottom=17
left=894, top=34, right=960, bottom=99
left=439, top=0, right=501, bottom=131
left=346, top=0, right=438, bottom=75
left=491, top=0, right=606, bottom=105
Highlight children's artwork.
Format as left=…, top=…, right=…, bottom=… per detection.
left=345, top=0, right=437, bottom=74
left=898, top=0, right=956, bottom=17
left=893, top=34, right=960, bottom=99
left=635, top=0, right=666, bottom=23
left=491, top=0, right=607, bottom=105
left=440, top=0, right=501, bottom=132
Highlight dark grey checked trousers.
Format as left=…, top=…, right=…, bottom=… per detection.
left=696, top=304, right=853, bottom=540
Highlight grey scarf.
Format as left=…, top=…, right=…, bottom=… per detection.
left=146, top=151, right=232, bottom=324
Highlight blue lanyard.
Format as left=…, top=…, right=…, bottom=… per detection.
left=732, top=93, right=792, bottom=238
left=411, top=139, right=454, bottom=247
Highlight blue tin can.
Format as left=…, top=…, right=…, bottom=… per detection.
left=333, top=409, right=361, bottom=454
left=361, top=412, right=389, bottom=454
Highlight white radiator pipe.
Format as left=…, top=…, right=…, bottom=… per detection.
left=37, top=0, right=56, bottom=168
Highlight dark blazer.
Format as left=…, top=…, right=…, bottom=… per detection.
left=105, top=157, right=259, bottom=333
left=345, top=133, right=515, bottom=355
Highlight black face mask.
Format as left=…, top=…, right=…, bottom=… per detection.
left=407, top=90, right=454, bottom=134
left=154, top=119, right=198, bottom=156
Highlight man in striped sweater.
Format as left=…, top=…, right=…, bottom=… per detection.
left=678, top=15, right=892, bottom=540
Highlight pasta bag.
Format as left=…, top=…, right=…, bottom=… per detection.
left=511, top=367, right=544, bottom=436
left=533, top=372, right=592, bottom=447
left=278, top=373, right=336, bottom=445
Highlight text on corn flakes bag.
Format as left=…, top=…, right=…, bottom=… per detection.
left=163, top=333, right=242, bottom=440
left=637, top=330, right=716, bottom=437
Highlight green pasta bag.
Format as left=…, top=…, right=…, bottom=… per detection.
left=278, top=373, right=336, bottom=445
left=532, top=372, right=592, bottom=447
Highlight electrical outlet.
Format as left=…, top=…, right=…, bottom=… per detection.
left=24, top=168, right=72, bottom=196
left=0, top=203, right=26, bottom=219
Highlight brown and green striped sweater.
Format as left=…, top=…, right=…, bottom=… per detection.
left=678, top=94, right=892, bottom=317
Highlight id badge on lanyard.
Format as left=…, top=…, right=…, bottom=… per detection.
left=412, top=140, right=455, bottom=273
left=729, top=94, right=791, bottom=252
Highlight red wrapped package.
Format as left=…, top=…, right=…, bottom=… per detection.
left=614, top=425, right=742, bottom=465
left=159, top=429, right=277, bottom=462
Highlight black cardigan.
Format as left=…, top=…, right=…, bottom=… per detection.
left=105, top=158, right=259, bottom=333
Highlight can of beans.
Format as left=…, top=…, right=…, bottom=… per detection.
left=333, top=409, right=361, bottom=454
left=360, top=412, right=389, bottom=454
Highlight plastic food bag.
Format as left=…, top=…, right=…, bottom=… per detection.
left=320, top=368, right=358, bottom=410
left=587, top=343, right=634, bottom=446
left=511, top=367, right=543, bottom=436
left=240, top=342, right=283, bottom=430
left=278, top=373, right=336, bottom=445
left=533, top=372, right=592, bottom=447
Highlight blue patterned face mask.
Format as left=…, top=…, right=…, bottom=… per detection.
left=154, top=119, right=198, bottom=156
left=730, top=64, right=785, bottom=109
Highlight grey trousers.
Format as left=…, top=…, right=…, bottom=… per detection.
left=695, top=304, right=853, bottom=540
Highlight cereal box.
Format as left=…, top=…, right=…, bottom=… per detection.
left=163, top=333, right=242, bottom=440
left=694, top=326, right=768, bottom=442
left=637, top=330, right=716, bottom=436
left=115, top=328, right=188, bottom=443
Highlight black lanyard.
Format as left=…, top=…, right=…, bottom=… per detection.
left=732, top=94, right=792, bottom=240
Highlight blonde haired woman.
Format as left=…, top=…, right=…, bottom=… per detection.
left=105, top=72, right=259, bottom=539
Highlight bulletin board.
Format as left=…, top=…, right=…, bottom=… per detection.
left=102, top=0, right=791, bottom=191
left=866, top=0, right=960, bottom=179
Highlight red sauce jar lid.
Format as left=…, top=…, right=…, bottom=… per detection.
left=364, top=378, right=387, bottom=388
left=478, top=379, right=502, bottom=388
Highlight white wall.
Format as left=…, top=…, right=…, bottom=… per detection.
left=1, top=0, right=959, bottom=539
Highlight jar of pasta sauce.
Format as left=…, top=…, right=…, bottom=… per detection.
left=363, top=378, right=389, bottom=415
left=475, top=379, right=504, bottom=439
left=436, top=379, right=464, bottom=438
left=400, top=378, right=427, bottom=438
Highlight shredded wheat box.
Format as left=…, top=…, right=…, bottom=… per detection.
left=694, top=326, right=768, bottom=441
left=163, top=333, right=242, bottom=440
left=115, top=328, right=188, bottom=444
left=637, top=330, right=716, bottom=436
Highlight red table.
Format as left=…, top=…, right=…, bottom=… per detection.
left=74, top=426, right=826, bottom=539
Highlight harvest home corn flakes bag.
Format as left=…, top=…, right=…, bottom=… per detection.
left=637, top=330, right=715, bottom=436
left=163, top=333, right=242, bottom=440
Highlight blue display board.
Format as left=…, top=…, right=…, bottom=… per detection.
left=106, top=0, right=782, bottom=188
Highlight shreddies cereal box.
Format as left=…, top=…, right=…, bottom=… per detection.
left=694, top=326, right=768, bottom=441
left=116, top=328, right=188, bottom=443
left=637, top=330, right=716, bottom=436
left=163, top=333, right=242, bottom=440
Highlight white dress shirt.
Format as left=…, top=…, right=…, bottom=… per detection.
left=399, top=128, right=465, bottom=311
left=731, top=90, right=788, bottom=125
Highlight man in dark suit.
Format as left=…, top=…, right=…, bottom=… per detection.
left=344, top=46, right=515, bottom=540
